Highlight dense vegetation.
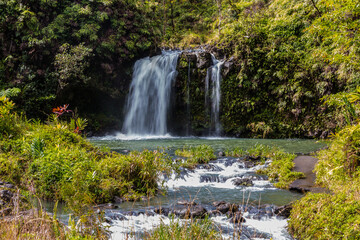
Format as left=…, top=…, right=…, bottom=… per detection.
left=0, top=0, right=159, bottom=132
left=0, top=97, right=173, bottom=215
left=289, top=123, right=360, bottom=239
left=1, top=0, right=359, bottom=137
left=2, top=0, right=360, bottom=239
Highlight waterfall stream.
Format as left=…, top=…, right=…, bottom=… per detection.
left=105, top=156, right=299, bottom=239
left=122, top=50, right=180, bottom=135
left=122, top=50, right=223, bottom=137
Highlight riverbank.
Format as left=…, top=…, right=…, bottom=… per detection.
left=288, top=124, right=360, bottom=239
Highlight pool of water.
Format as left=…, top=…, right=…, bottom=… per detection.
left=89, top=134, right=326, bottom=154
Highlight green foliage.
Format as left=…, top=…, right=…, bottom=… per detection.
left=55, top=43, right=92, bottom=89
left=0, top=99, right=173, bottom=215
left=0, top=0, right=159, bottom=128
left=145, top=217, right=222, bottom=240
left=226, top=144, right=302, bottom=188
left=289, top=193, right=360, bottom=240
left=316, top=123, right=360, bottom=191
left=289, top=119, right=360, bottom=239
left=175, top=145, right=216, bottom=169
left=0, top=88, right=21, bottom=98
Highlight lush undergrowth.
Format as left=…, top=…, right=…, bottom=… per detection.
left=289, top=123, right=360, bottom=238
left=226, top=144, right=302, bottom=188
left=0, top=97, right=172, bottom=214
left=175, top=145, right=216, bottom=169
left=0, top=207, right=105, bottom=240
left=145, top=218, right=222, bottom=240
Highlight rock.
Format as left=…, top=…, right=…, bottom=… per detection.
left=222, top=57, right=234, bottom=76
left=229, top=211, right=246, bottom=224
left=232, top=178, right=254, bottom=187
left=189, top=205, right=208, bottom=218
left=200, top=175, right=220, bottom=183
left=218, top=151, right=225, bottom=157
left=177, top=200, right=197, bottom=206
left=213, top=201, right=227, bottom=207
left=218, top=203, right=239, bottom=214
left=173, top=205, right=208, bottom=219
left=196, top=52, right=212, bottom=69
left=274, top=204, right=292, bottom=218
left=114, top=196, right=125, bottom=203
left=197, top=164, right=223, bottom=171
left=105, top=212, right=128, bottom=221
left=154, top=207, right=170, bottom=216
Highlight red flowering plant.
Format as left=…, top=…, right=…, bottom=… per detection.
left=50, top=104, right=87, bottom=134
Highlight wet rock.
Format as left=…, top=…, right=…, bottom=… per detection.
left=223, top=159, right=238, bottom=167
left=94, top=203, right=118, bottom=210
left=197, top=164, right=223, bottom=172
left=222, top=57, right=234, bottom=76
left=154, top=207, right=170, bottom=216
left=213, top=201, right=227, bottom=207
left=244, top=155, right=261, bottom=161
left=274, top=204, right=292, bottom=218
left=114, top=196, right=125, bottom=203
left=196, top=52, right=212, bottom=69
left=200, top=175, right=220, bottom=183
left=105, top=212, right=128, bottom=221
left=189, top=205, right=208, bottom=218
left=173, top=205, right=208, bottom=219
left=232, top=178, right=254, bottom=187
left=229, top=211, right=246, bottom=224
left=218, top=151, right=225, bottom=157
left=177, top=200, right=197, bottom=206
left=218, top=203, right=239, bottom=214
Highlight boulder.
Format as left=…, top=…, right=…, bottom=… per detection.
left=232, top=178, right=254, bottom=187
left=173, top=204, right=208, bottom=219
left=274, top=204, right=292, bottom=218
left=196, top=52, right=212, bottom=69
left=229, top=211, right=246, bottom=224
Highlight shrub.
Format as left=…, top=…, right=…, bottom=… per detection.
left=175, top=145, right=216, bottom=169
left=145, top=217, right=222, bottom=240
left=289, top=193, right=360, bottom=240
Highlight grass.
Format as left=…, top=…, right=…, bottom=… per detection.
left=175, top=145, right=216, bottom=169
left=0, top=97, right=173, bottom=214
left=289, top=123, right=360, bottom=239
left=226, top=144, right=303, bottom=189
left=145, top=217, right=222, bottom=240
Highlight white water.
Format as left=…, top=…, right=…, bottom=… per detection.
left=204, top=54, right=224, bottom=136
left=106, top=158, right=295, bottom=240
left=210, top=55, right=224, bottom=136
left=122, top=50, right=180, bottom=135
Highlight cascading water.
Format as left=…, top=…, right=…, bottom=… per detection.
left=122, top=51, right=180, bottom=136
left=205, top=54, right=224, bottom=136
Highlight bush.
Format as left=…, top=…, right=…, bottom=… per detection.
left=175, top=145, right=216, bottom=169
left=145, top=217, right=221, bottom=240
left=289, top=193, right=360, bottom=240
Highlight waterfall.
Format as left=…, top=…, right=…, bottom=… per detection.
left=186, top=60, right=191, bottom=135
left=122, top=50, right=180, bottom=135
left=206, top=55, right=224, bottom=136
